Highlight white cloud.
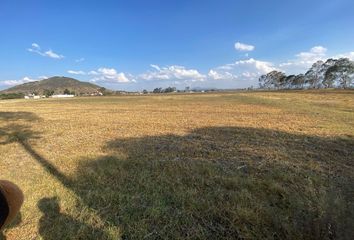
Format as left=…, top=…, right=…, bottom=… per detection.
left=209, top=58, right=276, bottom=84
left=65, top=67, right=131, bottom=83
left=310, top=46, right=327, bottom=54
left=295, top=46, right=327, bottom=62
left=278, top=46, right=354, bottom=74
left=208, top=70, right=223, bottom=80
left=223, top=58, right=277, bottom=74
left=88, top=70, right=99, bottom=75
left=28, top=43, right=64, bottom=59
left=242, top=72, right=258, bottom=78
left=333, top=51, right=354, bottom=60
left=278, top=46, right=329, bottom=74
left=139, top=65, right=205, bottom=82
left=75, top=58, right=85, bottom=63
left=235, top=42, right=255, bottom=51
left=279, top=46, right=327, bottom=69
left=150, top=64, right=161, bottom=71
left=31, top=43, right=40, bottom=49
left=68, top=70, right=86, bottom=75
left=208, top=70, right=237, bottom=80
left=44, top=50, right=64, bottom=59
left=90, top=68, right=130, bottom=83
left=1, top=76, right=47, bottom=86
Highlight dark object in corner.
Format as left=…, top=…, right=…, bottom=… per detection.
left=0, top=189, right=9, bottom=229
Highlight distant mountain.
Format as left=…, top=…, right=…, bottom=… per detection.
left=0, top=76, right=104, bottom=95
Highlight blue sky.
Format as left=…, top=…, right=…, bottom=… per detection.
left=1, top=0, right=354, bottom=91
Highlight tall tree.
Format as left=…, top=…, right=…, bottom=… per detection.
left=325, top=58, right=354, bottom=89
left=284, top=75, right=296, bottom=89
left=320, top=59, right=337, bottom=88
left=259, top=71, right=286, bottom=89
left=292, top=74, right=305, bottom=89
left=305, top=60, right=324, bottom=88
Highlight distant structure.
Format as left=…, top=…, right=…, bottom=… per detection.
left=24, top=94, right=42, bottom=99
left=51, top=94, right=75, bottom=98
left=90, top=91, right=103, bottom=96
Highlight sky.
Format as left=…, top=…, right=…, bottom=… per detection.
left=0, top=0, right=354, bottom=91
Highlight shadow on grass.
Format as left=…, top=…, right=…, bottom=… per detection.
left=37, top=197, right=107, bottom=240
left=1, top=112, right=353, bottom=239
left=37, top=127, right=354, bottom=239
left=0, top=111, right=41, bottom=145
left=80, top=127, right=352, bottom=240
left=0, top=112, right=36, bottom=239
left=0, top=124, right=41, bottom=146
left=0, top=112, right=40, bottom=122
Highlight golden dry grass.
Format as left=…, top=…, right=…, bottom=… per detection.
left=0, top=90, right=353, bottom=239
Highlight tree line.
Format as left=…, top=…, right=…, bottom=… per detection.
left=259, top=58, right=354, bottom=89
left=150, top=87, right=177, bottom=93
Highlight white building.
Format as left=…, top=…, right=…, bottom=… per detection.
left=24, top=94, right=42, bottom=99
left=51, top=94, right=75, bottom=98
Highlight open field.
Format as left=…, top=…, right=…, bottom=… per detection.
left=0, top=90, right=353, bottom=239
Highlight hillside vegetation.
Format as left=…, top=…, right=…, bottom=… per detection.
left=0, top=90, right=353, bottom=239
left=0, top=76, right=102, bottom=95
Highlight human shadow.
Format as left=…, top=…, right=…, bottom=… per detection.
left=37, top=197, right=108, bottom=240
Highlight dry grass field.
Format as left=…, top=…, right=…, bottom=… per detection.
left=0, top=90, right=353, bottom=239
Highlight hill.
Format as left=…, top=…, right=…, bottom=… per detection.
left=0, top=76, right=104, bottom=95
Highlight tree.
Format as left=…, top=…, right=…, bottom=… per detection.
left=325, top=58, right=354, bottom=89
left=98, top=87, right=107, bottom=95
left=258, top=74, right=268, bottom=88
left=63, top=89, right=71, bottom=95
left=259, top=71, right=286, bottom=89
left=305, top=61, right=324, bottom=88
left=142, top=89, right=148, bottom=94
left=292, top=74, right=305, bottom=89
left=153, top=88, right=162, bottom=93
left=319, top=59, right=337, bottom=88
left=164, top=87, right=177, bottom=93
left=284, top=75, right=296, bottom=89
left=44, top=89, right=55, bottom=97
